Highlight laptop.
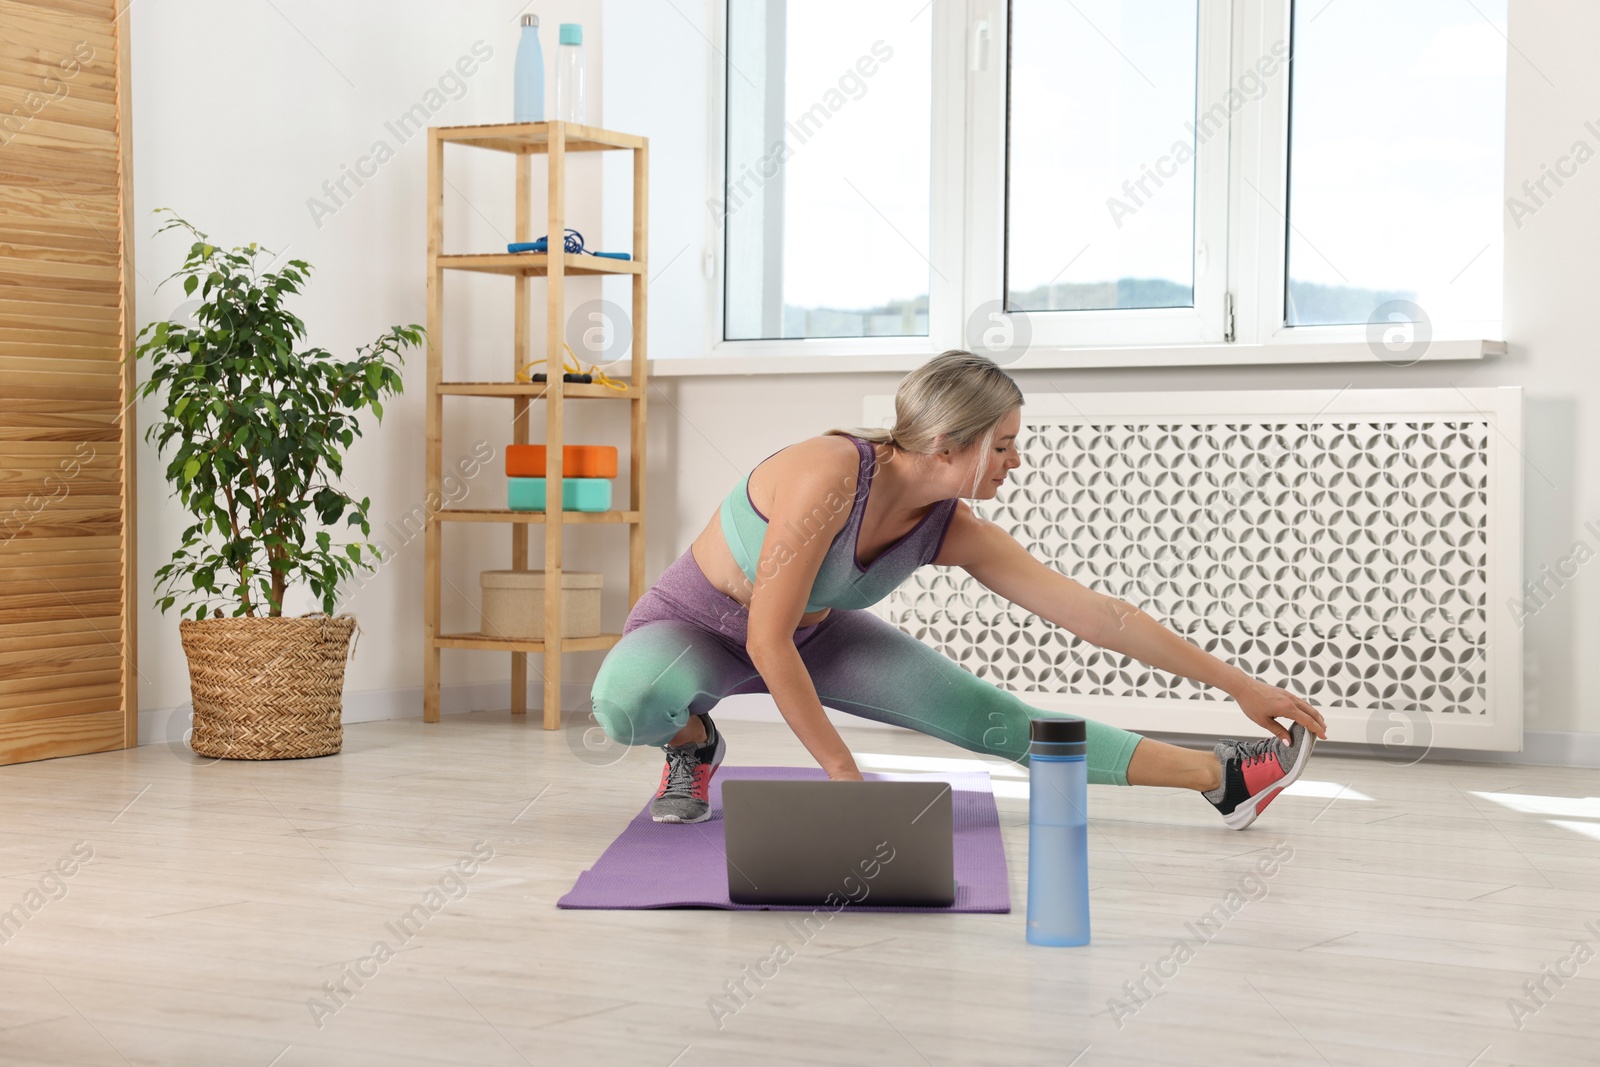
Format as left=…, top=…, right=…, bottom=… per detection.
left=721, top=779, right=957, bottom=907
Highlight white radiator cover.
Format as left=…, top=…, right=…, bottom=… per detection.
left=863, top=387, right=1524, bottom=753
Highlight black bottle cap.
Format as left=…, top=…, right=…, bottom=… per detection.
left=1030, top=717, right=1086, bottom=743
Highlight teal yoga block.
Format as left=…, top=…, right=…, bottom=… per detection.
left=508, top=477, right=612, bottom=512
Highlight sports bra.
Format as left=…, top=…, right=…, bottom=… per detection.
left=717, top=433, right=959, bottom=612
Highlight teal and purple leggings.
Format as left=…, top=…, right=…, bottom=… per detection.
left=588, top=548, right=1146, bottom=785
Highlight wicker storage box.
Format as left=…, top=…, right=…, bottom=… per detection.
left=479, top=570, right=602, bottom=639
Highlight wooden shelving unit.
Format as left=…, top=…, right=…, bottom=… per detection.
left=424, top=121, right=648, bottom=730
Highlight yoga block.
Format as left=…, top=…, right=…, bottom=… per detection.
left=506, top=444, right=618, bottom=478
left=508, top=477, right=612, bottom=512
left=479, top=570, right=602, bottom=640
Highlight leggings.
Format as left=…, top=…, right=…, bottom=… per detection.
left=588, top=547, right=1147, bottom=786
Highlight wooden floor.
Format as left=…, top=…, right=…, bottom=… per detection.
left=1, top=712, right=1597, bottom=1066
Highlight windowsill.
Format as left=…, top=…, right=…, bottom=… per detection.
left=645, top=338, right=1507, bottom=377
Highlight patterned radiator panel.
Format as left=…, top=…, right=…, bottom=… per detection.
left=867, top=398, right=1513, bottom=741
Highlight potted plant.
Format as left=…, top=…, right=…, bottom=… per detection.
left=128, top=209, right=423, bottom=759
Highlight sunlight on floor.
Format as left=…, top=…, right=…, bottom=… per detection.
left=1548, top=820, right=1600, bottom=842
left=1283, top=780, right=1373, bottom=800
left=854, top=752, right=1028, bottom=778
left=1472, top=791, right=1600, bottom=843
left=1470, top=791, right=1600, bottom=818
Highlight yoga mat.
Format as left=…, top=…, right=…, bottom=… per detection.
left=557, top=766, right=1011, bottom=912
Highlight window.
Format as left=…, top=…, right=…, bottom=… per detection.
left=1283, top=0, right=1507, bottom=330
left=1006, top=0, right=1200, bottom=313
left=720, top=0, right=933, bottom=341
left=996, top=0, right=1230, bottom=348
left=703, top=0, right=1507, bottom=367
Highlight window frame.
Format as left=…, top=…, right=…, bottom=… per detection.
left=683, top=0, right=1505, bottom=377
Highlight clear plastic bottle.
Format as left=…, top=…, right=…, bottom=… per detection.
left=1026, top=717, right=1091, bottom=946
left=514, top=14, right=545, bottom=123
left=553, top=23, right=586, bottom=124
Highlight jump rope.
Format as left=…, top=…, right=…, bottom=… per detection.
left=506, top=227, right=630, bottom=260
left=516, top=342, right=630, bottom=392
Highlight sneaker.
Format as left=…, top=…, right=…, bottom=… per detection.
left=1202, top=722, right=1316, bottom=830
left=651, top=713, right=726, bottom=824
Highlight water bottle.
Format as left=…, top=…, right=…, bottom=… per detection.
left=1026, top=717, right=1090, bottom=946
left=553, top=23, right=586, bottom=124
left=514, top=14, right=545, bottom=122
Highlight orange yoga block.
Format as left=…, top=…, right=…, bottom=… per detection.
left=505, top=444, right=618, bottom=478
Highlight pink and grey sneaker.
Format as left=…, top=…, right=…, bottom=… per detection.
left=651, top=713, right=726, bottom=824
left=1202, top=722, right=1316, bottom=830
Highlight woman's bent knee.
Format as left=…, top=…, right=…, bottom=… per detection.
left=588, top=618, right=753, bottom=748
left=589, top=675, right=682, bottom=748
left=589, top=642, right=699, bottom=748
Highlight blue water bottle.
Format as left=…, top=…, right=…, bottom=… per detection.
left=1026, top=717, right=1090, bottom=946
left=514, top=14, right=545, bottom=122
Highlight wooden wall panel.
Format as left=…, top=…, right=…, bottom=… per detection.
left=0, top=0, right=136, bottom=764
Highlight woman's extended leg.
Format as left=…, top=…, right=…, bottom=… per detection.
left=793, top=608, right=1316, bottom=827
left=1127, top=737, right=1222, bottom=791
left=793, top=608, right=1224, bottom=790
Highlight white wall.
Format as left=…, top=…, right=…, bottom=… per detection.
left=130, top=0, right=622, bottom=737
left=131, top=1, right=1600, bottom=760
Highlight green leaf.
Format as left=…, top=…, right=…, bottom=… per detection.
left=133, top=222, right=431, bottom=621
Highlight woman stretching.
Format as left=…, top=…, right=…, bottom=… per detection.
left=589, top=350, right=1327, bottom=828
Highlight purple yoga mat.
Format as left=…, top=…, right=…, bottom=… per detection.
left=557, top=766, right=1011, bottom=912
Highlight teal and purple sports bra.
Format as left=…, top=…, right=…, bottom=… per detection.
left=718, top=434, right=959, bottom=612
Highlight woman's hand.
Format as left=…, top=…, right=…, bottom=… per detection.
left=1233, top=678, right=1328, bottom=742
left=827, top=766, right=864, bottom=781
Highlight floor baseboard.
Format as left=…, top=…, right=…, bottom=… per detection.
left=138, top=687, right=1600, bottom=770
left=136, top=680, right=590, bottom=746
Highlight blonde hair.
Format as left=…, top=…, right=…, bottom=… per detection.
left=825, top=349, right=1023, bottom=499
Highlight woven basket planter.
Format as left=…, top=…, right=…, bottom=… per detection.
left=177, top=613, right=361, bottom=760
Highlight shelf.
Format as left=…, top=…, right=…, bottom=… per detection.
left=434, top=121, right=645, bottom=155
left=437, top=252, right=642, bottom=276
left=435, top=631, right=624, bottom=653
left=438, top=509, right=641, bottom=525
left=438, top=381, right=639, bottom=399
left=426, top=118, right=648, bottom=730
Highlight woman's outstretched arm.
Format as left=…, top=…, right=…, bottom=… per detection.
left=939, top=502, right=1328, bottom=743
left=1092, top=599, right=1327, bottom=742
